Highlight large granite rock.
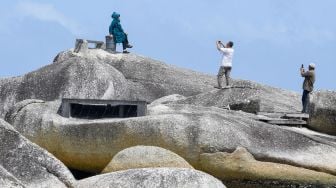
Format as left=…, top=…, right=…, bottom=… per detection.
left=0, top=119, right=75, bottom=188
left=0, top=49, right=216, bottom=118
left=308, top=90, right=336, bottom=135
left=99, top=51, right=216, bottom=102
left=0, top=165, right=25, bottom=188
left=200, top=147, right=336, bottom=186
left=77, top=168, right=225, bottom=188
left=150, top=94, right=187, bottom=106
left=0, top=51, right=129, bottom=118
left=1, top=49, right=303, bottom=119
left=171, top=83, right=301, bottom=113
left=102, top=145, right=193, bottom=173
left=6, top=99, right=336, bottom=179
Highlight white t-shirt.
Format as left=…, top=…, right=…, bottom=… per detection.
left=219, top=47, right=234, bottom=67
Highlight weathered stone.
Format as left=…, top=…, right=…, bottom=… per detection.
left=77, top=168, right=225, bottom=188
left=4, top=99, right=44, bottom=125
left=74, top=39, right=88, bottom=53
left=102, top=145, right=193, bottom=173
left=0, top=165, right=25, bottom=188
left=2, top=49, right=336, bottom=186
left=150, top=94, right=186, bottom=106
left=99, top=51, right=217, bottom=102
left=308, top=90, right=336, bottom=135
left=200, top=147, right=336, bottom=186
left=0, top=49, right=304, bottom=118
left=172, top=83, right=301, bottom=113
left=0, top=119, right=75, bottom=188
left=6, top=100, right=336, bottom=177
left=0, top=53, right=130, bottom=118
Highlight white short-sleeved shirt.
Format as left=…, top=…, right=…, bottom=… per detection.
left=219, top=47, right=234, bottom=67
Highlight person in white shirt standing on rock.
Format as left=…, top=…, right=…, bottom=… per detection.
left=216, top=40, right=234, bottom=89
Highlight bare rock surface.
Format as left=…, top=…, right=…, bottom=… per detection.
left=200, top=147, right=336, bottom=186
left=0, top=49, right=216, bottom=118
left=0, top=51, right=129, bottom=118
left=0, top=119, right=75, bottom=188
left=0, top=165, right=25, bottom=188
left=77, top=168, right=225, bottom=188
left=171, top=83, right=301, bottom=113
left=102, top=145, right=193, bottom=173
left=75, top=49, right=216, bottom=101
left=2, top=49, right=336, bottom=187
left=308, top=90, right=336, bottom=135
left=6, top=99, right=336, bottom=178
left=150, top=94, right=187, bottom=106
left=0, top=49, right=303, bottom=119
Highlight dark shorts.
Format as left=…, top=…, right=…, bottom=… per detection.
left=217, top=66, right=232, bottom=78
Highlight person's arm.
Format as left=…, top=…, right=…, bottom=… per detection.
left=216, top=41, right=222, bottom=51
left=301, top=70, right=313, bottom=77
left=109, top=21, right=114, bottom=35
left=216, top=41, right=228, bottom=53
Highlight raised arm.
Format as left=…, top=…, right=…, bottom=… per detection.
left=301, top=69, right=313, bottom=77
left=216, top=41, right=221, bottom=50
left=216, top=41, right=227, bottom=51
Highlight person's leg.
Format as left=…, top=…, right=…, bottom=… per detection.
left=306, top=91, right=311, bottom=113
left=122, top=34, right=132, bottom=53
left=302, top=90, right=309, bottom=113
left=217, top=66, right=225, bottom=88
left=122, top=41, right=127, bottom=51
left=224, top=67, right=232, bottom=86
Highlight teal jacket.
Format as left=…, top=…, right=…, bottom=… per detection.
left=109, top=12, right=126, bottom=44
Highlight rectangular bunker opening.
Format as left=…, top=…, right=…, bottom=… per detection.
left=70, top=103, right=138, bottom=119
left=60, top=99, right=147, bottom=119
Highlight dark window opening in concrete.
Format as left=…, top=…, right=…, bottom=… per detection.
left=70, top=103, right=138, bottom=119
left=60, top=99, right=147, bottom=119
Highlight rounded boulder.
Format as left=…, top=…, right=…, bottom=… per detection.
left=102, top=145, right=193, bottom=173
left=77, top=168, right=225, bottom=188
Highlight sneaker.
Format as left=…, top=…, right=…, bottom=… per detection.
left=123, top=50, right=130, bottom=54
left=126, top=44, right=133, bottom=48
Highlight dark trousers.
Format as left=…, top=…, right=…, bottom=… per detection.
left=302, top=90, right=310, bottom=113
left=217, top=66, right=232, bottom=88
left=122, top=35, right=129, bottom=50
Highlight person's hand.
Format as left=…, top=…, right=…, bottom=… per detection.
left=300, top=68, right=305, bottom=72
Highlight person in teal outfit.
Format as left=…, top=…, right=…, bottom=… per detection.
left=109, top=12, right=133, bottom=53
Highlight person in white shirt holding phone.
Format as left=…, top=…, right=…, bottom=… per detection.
left=216, top=40, right=234, bottom=89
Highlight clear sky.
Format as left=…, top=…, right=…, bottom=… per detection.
left=0, top=0, right=335, bottom=92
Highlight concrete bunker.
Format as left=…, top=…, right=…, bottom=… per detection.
left=60, top=98, right=147, bottom=119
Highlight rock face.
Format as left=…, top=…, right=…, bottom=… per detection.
left=308, top=90, right=336, bottom=135
left=200, top=147, right=336, bottom=186
left=6, top=99, right=336, bottom=179
left=172, top=83, right=301, bottom=113
left=102, top=145, right=193, bottom=173
left=0, top=49, right=302, bottom=118
left=0, top=119, right=75, bottom=188
left=150, top=94, right=187, bottom=106
left=0, top=54, right=129, bottom=118
left=0, top=49, right=216, bottom=118
left=77, top=168, right=225, bottom=188
left=0, top=165, right=25, bottom=188
left=2, top=48, right=336, bottom=186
